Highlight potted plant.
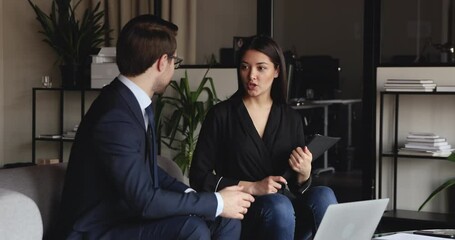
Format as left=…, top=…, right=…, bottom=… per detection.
left=418, top=152, right=455, bottom=211
left=28, top=0, right=110, bottom=89
left=160, top=69, right=220, bottom=174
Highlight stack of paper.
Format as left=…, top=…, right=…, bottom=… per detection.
left=62, top=124, right=79, bottom=139
left=384, top=79, right=436, bottom=92
left=398, top=132, right=453, bottom=157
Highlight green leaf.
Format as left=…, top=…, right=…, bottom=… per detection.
left=447, top=152, right=455, bottom=162
left=418, top=178, right=455, bottom=211
left=27, top=0, right=110, bottom=66
left=159, top=69, right=220, bottom=173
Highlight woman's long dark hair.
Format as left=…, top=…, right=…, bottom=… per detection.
left=234, top=35, right=288, bottom=104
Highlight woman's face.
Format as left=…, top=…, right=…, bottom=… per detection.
left=239, top=50, right=278, bottom=99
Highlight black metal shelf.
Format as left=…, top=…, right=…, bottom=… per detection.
left=382, top=91, right=455, bottom=95
left=381, top=152, right=448, bottom=160
left=34, top=137, right=75, bottom=142
left=378, top=91, right=455, bottom=212
left=32, top=88, right=100, bottom=163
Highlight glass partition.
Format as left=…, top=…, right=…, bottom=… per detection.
left=380, top=0, right=455, bottom=65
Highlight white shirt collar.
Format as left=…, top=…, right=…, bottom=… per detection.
left=117, top=74, right=152, bottom=112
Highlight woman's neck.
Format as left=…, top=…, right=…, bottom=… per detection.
left=243, top=94, right=273, bottom=109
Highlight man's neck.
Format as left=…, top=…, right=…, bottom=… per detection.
left=127, top=74, right=155, bottom=98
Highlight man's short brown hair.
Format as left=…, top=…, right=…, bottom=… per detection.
left=116, top=14, right=178, bottom=76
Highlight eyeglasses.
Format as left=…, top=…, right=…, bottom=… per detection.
left=168, top=55, right=183, bottom=69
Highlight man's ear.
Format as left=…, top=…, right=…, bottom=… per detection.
left=157, top=54, right=169, bottom=72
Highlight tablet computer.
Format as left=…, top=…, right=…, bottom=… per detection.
left=282, top=134, right=340, bottom=180
left=307, top=134, right=341, bottom=160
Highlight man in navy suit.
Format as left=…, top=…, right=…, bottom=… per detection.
left=56, top=14, right=254, bottom=240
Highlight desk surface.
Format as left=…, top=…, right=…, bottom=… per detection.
left=311, top=99, right=362, bottom=104
left=289, top=98, right=362, bottom=108
left=373, top=229, right=455, bottom=239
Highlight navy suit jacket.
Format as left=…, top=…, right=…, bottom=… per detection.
left=56, top=79, right=217, bottom=239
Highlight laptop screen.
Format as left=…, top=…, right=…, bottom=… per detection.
left=313, top=199, right=389, bottom=240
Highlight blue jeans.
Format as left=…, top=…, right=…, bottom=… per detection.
left=241, top=186, right=337, bottom=240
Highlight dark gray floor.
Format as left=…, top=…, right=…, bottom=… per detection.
left=312, top=169, right=363, bottom=203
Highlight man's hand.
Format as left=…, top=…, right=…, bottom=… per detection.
left=218, top=186, right=254, bottom=219
left=239, top=176, right=287, bottom=196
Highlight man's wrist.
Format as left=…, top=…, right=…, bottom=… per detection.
left=184, top=188, right=196, bottom=193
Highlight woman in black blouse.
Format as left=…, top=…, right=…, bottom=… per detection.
left=189, top=35, right=338, bottom=240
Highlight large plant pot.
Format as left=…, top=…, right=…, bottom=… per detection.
left=60, top=64, right=90, bottom=89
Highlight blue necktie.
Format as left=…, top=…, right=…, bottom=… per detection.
left=145, top=104, right=159, bottom=188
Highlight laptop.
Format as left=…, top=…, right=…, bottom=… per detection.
left=313, top=198, right=389, bottom=240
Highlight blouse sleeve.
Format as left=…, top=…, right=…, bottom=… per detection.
left=287, top=109, right=312, bottom=195
left=189, top=107, right=239, bottom=192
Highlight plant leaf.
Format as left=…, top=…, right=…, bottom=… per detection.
left=418, top=178, right=455, bottom=211
left=27, top=0, right=110, bottom=65
left=447, top=152, right=455, bottom=162
left=159, top=68, right=220, bottom=173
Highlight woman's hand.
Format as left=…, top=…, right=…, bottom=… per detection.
left=289, top=146, right=312, bottom=184
left=239, top=176, right=287, bottom=196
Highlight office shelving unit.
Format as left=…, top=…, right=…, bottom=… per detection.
left=32, top=88, right=100, bottom=163
left=378, top=90, right=455, bottom=229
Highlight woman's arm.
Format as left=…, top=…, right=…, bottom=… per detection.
left=287, top=108, right=313, bottom=195
left=239, top=175, right=288, bottom=195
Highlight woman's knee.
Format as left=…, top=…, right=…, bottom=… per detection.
left=305, top=186, right=338, bottom=205
left=259, top=194, right=295, bottom=220
left=244, top=194, right=295, bottom=239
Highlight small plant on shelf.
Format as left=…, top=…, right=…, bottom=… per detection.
left=418, top=152, right=455, bottom=211
left=27, top=0, right=110, bottom=89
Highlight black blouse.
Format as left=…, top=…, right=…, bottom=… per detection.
left=189, top=94, right=308, bottom=196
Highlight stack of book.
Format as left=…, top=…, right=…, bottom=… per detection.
left=398, top=132, right=453, bottom=157
left=62, top=124, right=79, bottom=139
left=384, top=79, right=436, bottom=92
